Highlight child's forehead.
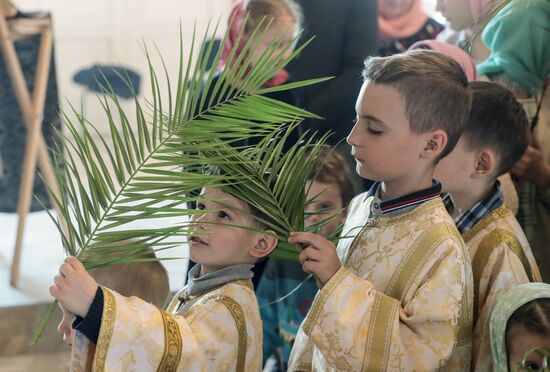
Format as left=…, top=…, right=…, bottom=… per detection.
left=200, top=187, right=249, bottom=210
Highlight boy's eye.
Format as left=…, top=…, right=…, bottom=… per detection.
left=367, top=127, right=383, bottom=136
left=217, top=210, right=230, bottom=219
left=318, top=202, right=334, bottom=212
left=196, top=202, right=205, bottom=210
left=524, top=362, right=541, bottom=370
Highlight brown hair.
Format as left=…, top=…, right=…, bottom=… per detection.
left=464, top=81, right=530, bottom=177
left=245, top=0, right=302, bottom=37
left=362, top=50, right=472, bottom=160
left=308, top=146, right=356, bottom=208
left=90, top=248, right=170, bottom=308
left=507, top=298, right=550, bottom=341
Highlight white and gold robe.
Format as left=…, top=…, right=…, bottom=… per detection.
left=70, top=279, right=262, bottom=371
left=464, top=205, right=541, bottom=371
left=288, top=195, right=473, bottom=371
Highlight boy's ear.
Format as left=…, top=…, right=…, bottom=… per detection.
left=421, top=129, right=447, bottom=159
left=249, top=230, right=278, bottom=259
left=472, top=149, right=497, bottom=178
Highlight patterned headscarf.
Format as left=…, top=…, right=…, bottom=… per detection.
left=409, top=40, right=478, bottom=82
left=477, top=0, right=550, bottom=96
left=218, top=0, right=290, bottom=88
left=490, top=283, right=550, bottom=371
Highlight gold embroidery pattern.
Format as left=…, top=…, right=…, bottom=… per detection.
left=362, top=292, right=399, bottom=371
left=385, top=223, right=458, bottom=301
left=94, top=287, right=117, bottom=372
left=462, top=205, right=512, bottom=243
left=157, top=310, right=183, bottom=372
left=200, top=294, right=248, bottom=371
left=472, top=228, right=538, bottom=319
left=303, top=266, right=349, bottom=335
left=342, top=199, right=444, bottom=267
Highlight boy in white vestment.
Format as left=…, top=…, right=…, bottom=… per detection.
left=51, top=187, right=278, bottom=371
left=435, top=81, right=542, bottom=371
left=288, top=50, right=474, bottom=371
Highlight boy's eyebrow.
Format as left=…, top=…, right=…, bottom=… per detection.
left=360, top=114, right=387, bottom=127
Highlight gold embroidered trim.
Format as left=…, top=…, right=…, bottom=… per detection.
left=462, top=205, right=512, bottom=243
left=385, top=223, right=458, bottom=301
left=93, top=287, right=116, bottom=372
left=303, top=266, right=349, bottom=335
left=342, top=199, right=444, bottom=266
left=291, top=362, right=312, bottom=371
left=234, top=279, right=254, bottom=290
left=362, top=292, right=399, bottom=372
left=200, top=294, right=248, bottom=371
left=472, top=228, right=538, bottom=319
left=157, top=310, right=183, bottom=372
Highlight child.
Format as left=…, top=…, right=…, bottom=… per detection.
left=378, top=0, right=444, bottom=57
left=435, top=81, right=542, bottom=371
left=50, top=186, right=278, bottom=370
left=490, top=283, right=550, bottom=371
left=477, top=0, right=550, bottom=283
left=288, top=50, right=473, bottom=371
left=257, top=147, right=355, bottom=370
left=57, top=248, right=170, bottom=348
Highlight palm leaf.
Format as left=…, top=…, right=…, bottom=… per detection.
left=32, top=17, right=332, bottom=343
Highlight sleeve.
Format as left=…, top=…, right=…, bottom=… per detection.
left=472, top=238, right=539, bottom=370
left=306, top=0, right=378, bottom=139
left=80, top=287, right=247, bottom=371
left=290, top=241, right=469, bottom=371
left=256, top=266, right=285, bottom=365
left=288, top=322, right=315, bottom=371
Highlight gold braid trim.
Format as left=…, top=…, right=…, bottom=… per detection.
left=200, top=294, right=248, bottom=371
left=362, top=292, right=399, bottom=372
left=462, top=205, right=512, bottom=243
left=157, top=310, right=183, bottom=372
left=303, top=266, right=349, bottom=335
left=472, top=228, right=539, bottom=320
left=93, top=287, right=116, bottom=372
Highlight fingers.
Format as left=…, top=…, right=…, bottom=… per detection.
left=64, top=256, right=84, bottom=271
left=59, top=262, right=75, bottom=278
left=299, top=246, right=321, bottom=264
left=289, top=232, right=332, bottom=251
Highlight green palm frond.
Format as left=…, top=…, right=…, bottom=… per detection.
left=32, top=18, right=333, bottom=343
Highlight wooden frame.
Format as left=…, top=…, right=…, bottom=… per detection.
left=0, top=0, right=65, bottom=286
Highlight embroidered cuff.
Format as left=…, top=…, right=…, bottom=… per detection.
left=73, top=286, right=104, bottom=344
left=303, top=266, right=349, bottom=335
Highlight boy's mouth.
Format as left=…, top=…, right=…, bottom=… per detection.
left=189, top=235, right=208, bottom=246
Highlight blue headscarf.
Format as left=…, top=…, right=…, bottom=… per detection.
left=477, top=0, right=550, bottom=96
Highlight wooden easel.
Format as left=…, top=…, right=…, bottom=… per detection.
left=0, top=0, right=65, bottom=287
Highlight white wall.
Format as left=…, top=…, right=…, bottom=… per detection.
left=13, top=0, right=233, bottom=134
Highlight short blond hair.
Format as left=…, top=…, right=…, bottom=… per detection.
left=89, top=248, right=170, bottom=308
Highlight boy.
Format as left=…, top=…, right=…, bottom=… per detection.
left=50, top=186, right=278, bottom=371
left=57, top=249, right=170, bottom=371
left=435, top=81, right=542, bottom=371
left=287, top=50, right=474, bottom=371
left=257, top=147, right=355, bottom=370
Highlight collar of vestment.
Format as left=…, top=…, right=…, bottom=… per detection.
left=442, top=181, right=504, bottom=235
left=365, top=179, right=442, bottom=218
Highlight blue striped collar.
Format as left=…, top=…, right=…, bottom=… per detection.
left=366, top=180, right=442, bottom=218
left=442, top=181, right=504, bottom=235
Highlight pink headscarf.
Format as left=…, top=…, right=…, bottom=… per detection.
left=218, top=0, right=289, bottom=88
left=378, top=0, right=428, bottom=40
left=409, top=40, right=478, bottom=82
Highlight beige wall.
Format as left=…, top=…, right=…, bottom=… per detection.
left=13, top=0, right=233, bottom=134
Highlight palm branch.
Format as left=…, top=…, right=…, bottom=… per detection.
left=31, top=18, right=332, bottom=343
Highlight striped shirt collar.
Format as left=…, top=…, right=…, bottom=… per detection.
left=366, top=180, right=442, bottom=218
left=442, top=181, right=504, bottom=235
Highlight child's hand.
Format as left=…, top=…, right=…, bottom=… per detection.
left=511, top=134, right=550, bottom=191
left=289, top=232, right=341, bottom=286
left=49, top=256, right=98, bottom=318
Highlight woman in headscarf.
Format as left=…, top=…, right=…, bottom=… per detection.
left=436, top=0, right=505, bottom=63
left=408, top=39, right=478, bottom=81
left=478, top=0, right=550, bottom=284
left=490, top=283, right=550, bottom=371
left=378, top=0, right=444, bottom=56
